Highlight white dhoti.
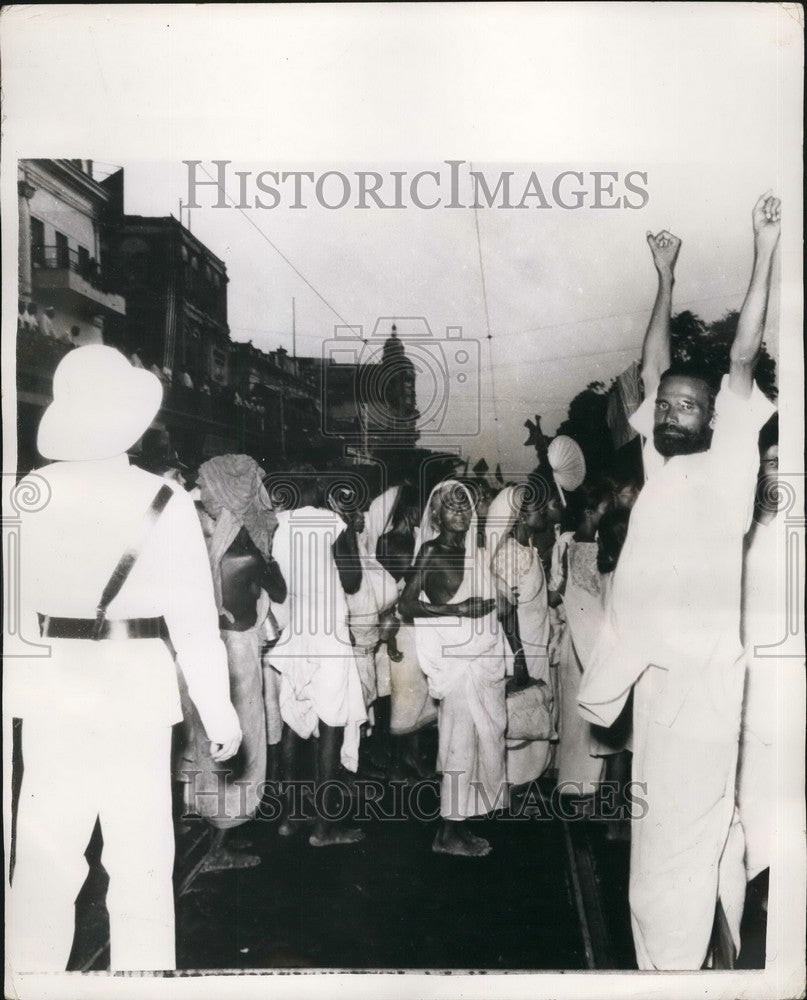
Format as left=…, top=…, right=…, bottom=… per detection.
left=737, top=649, right=777, bottom=882
left=627, top=660, right=747, bottom=970
left=414, top=601, right=508, bottom=819
left=557, top=627, right=605, bottom=793
left=556, top=539, right=608, bottom=793
left=346, top=572, right=384, bottom=710
left=582, top=627, right=749, bottom=969
left=487, top=513, right=555, bottom=789
left=270, top=507, right=368, bottom=772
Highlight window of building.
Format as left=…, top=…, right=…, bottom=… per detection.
left=55, top=232, right=69, bottom=269
left=30, top=217, right=45, bottom=267
left=212, top=348, right=226, bottom=383
left=78, top=246, right=91, bottom=277
left=121, top=237, right=150, bottom=288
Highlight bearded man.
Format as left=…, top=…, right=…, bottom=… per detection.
left=578, top=195, right=780, bottom=970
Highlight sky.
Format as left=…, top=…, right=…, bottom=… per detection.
left=4, top=2, right=800, bottom=477
left=115, top=154, right=780, bottom=474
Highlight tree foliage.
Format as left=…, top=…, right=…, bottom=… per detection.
left=670, top=309, right=777, bottom=400
left=554, top=380, right=615, bottom=482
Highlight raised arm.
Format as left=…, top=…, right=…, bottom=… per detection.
left=729, top=193, right=781, bottom=398
left=640, top=230, right=681, bottom=396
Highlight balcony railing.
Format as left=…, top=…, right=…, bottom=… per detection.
left=32, top=245, right=113, bottom=293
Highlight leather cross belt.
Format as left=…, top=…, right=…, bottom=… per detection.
left=38, top=614, right=167, bottom=641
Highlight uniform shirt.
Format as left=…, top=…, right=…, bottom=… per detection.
left=579, top=375, right=775, bottom=733
left=7, top=455, right=239, bottom=741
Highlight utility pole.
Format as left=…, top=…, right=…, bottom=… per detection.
left=292, top=297, right=297, bottom=360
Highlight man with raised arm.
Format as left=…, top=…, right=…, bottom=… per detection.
left=578, top=195, right=780, bottom=969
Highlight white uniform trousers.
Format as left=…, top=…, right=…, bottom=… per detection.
left=9, top=717, right=176, bottom=971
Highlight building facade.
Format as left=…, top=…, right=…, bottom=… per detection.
left=101, top=168, right=230, bottom=388
left=16, top=159, right=127, bottom=472
left=18, top=158, right=126, bottom=347
left=230, top=343, right=326, bottom=463
left=16, top=164, right=421, bottom=479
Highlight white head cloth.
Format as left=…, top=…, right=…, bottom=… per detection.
left=416, top=479, right=495, bottom=600
left=485, top=485, right=520, bottom=564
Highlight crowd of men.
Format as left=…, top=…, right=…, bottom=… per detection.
left=8, top=193, right=791, bottom=974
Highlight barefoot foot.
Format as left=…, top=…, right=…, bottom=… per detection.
left=278, top=817, right=309, bottom=838
left=199, top=848, right=261, bottom=873
left=309, top=826, right=365, bottom=847
left=432, top=822, right=491, bottom=857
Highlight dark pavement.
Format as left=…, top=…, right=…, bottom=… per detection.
left=66, top=781, right=768, bottom=973
left=72, top=779, right=599, bottom=971
left=9, top=712, right=764, bottom=975
left=176, top=805, right=587, bottom=970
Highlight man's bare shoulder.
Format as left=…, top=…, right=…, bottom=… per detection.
left=416, top=538, right=441, bottom=561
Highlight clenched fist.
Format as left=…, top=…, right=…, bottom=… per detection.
left=646, top=229, right=682, bottom=277
left=752, top=192, right=781, bottom=254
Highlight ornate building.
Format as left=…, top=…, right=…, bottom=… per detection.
left=361, top=323, right=419, bottom=450
left=297, top=323, right=420, bottom=462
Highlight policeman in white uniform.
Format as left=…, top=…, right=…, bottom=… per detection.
left=6, top=345, right=242, bottom=972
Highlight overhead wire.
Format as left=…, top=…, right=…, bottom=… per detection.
left=199, top=163, right=352, bottom=328
left=470, top=162, right=502, bottom=465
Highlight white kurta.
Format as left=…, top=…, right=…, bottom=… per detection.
left=7, top=455, right=239, bottom=973
left=578, top=375, right=775, bottom=970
